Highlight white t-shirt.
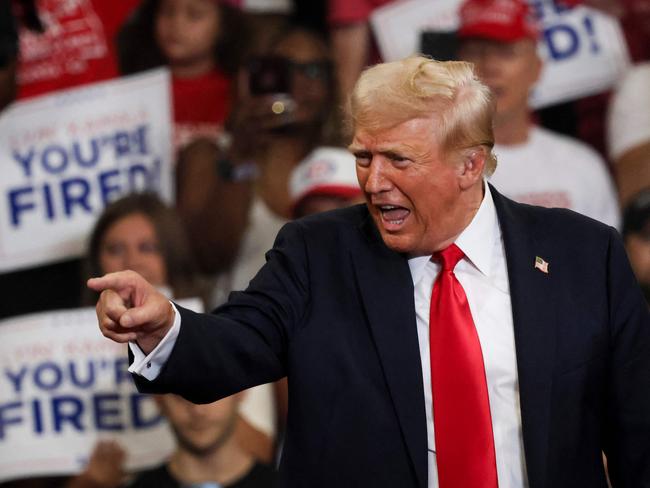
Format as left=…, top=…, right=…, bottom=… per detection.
left=209, top=197, right=288, bottom=308
left=607, top=62, right=650, bottom=161
left=489, top=126, right=620, bottom=229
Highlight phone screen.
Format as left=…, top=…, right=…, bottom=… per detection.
left=420, top=31, right=459, bottom=62
left=248, top=56, right=292, bottom=96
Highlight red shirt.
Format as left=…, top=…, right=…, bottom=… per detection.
left=171, top=69, right=232, bottom=149
left=16, top=0, right=140, bottom=100
left=327, top=0, right=393, bottom=25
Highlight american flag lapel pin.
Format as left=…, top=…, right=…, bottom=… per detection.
left=534, top=256, right=549, bottom=274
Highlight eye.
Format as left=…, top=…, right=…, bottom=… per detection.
left=102, top=242, right=124, bottom=257
left=139, top=241, right=161, bottom=255
left=458, top=43, right=482, bottom=60
left=157, top=2, right=175, bottom=19
left=386, top=152, right=410, bottom=168
left=353, top=151, right=372, bottom=168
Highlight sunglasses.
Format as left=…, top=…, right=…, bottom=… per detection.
left=288, top=60, right=332, bottom=81
left=248, top=56, right=332, bottom=96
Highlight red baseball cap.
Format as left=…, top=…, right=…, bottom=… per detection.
left=458, top=0, right=540, bottom=42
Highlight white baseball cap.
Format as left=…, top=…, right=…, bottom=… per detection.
left=290, top=147, right=362, bottom=212
left=608, top=63, right=650, bottom=160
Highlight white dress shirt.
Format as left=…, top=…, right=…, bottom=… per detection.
left=408, top=183, right=528, bottom=487
left=130, top=184, right=528, bottom=487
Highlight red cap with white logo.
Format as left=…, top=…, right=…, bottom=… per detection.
left=458, top=0, right=540, bottom=42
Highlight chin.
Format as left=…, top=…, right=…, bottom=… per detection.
left=379, top=232, right=415, bottom=255
left=371, top=216, right=412, bottom=252
left=180, top=436, right=223, bottom=456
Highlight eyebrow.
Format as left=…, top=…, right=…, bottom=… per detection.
left=349, top=147, right=370, bottom=157
left=348, top=146, right=410, bottom=159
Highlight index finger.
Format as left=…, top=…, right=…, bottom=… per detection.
left=87, top=270, right=140, bottom=293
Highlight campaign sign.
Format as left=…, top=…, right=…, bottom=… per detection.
left=0, top=306, right=183, bottom=482
left=370, top=0, right=630, bottom=107
left=370, top=0, right=461, bottom=63
left=0, top=68, right=173, bottom=273
left=529, top=2, right=630, bottom=108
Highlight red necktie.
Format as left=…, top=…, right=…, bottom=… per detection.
left=429, top=244, right=498, bottom=487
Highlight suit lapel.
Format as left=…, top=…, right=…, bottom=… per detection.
left=350, top=190, right=558, bottom=488
left=351, top=215, right=428, bottom=488
left=492, top=187, right=557, bottom=488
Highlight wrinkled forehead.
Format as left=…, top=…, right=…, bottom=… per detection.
left=348, top=91, right=451, bottom=140
left=350, top=116, right=443, bottom=151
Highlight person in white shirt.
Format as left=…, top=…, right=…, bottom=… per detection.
left=89, top=56, right=650, bottom=487
left=607, top=62, right=650, bottom=205
left=457, top=0, right=620, bottom=229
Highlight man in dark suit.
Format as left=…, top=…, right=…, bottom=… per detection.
left=90, top=56, right=650, bottom=487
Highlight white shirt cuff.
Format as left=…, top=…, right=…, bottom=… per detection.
left=128, top=302, right=181, bottom=381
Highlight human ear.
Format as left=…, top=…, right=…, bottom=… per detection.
left=458, top=149, right=486, bottom=190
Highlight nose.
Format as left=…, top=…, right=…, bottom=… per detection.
left=290, top=74, right=309, bottom=102
left=188, top=402, right=206, bottom=416
left=291, top=67, right=322, bottom=101
left=362, top=158, right=393, bottom=195
left=165, top=12, right=186, bottom=36
left=123, top=247, right=144, bottom=273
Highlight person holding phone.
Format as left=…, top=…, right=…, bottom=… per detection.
left=174, top=25, right=342, bottom=464
left=176, top=25, right=341, bottom=288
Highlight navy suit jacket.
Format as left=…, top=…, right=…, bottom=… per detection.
left=134, top=187, right=650, bottom=487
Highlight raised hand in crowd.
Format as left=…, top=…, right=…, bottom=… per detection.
left=66, top=440, right=126, bottom=488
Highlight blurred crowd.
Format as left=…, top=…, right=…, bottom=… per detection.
left=0, top=0, right=648, bottom=486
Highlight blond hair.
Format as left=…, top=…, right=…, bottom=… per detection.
left=348, top=55, right=497, bottom=175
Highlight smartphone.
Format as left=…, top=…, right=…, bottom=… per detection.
left=247, top=56, right=292, bottom=96
left=420, top=31, right=459, bottom=62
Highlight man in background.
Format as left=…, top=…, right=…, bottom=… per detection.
left=128, top=393, right=277, bottom=488
left=457, top=0, right=620, bottom=228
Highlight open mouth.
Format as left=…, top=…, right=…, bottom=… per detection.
left=377, top=204, right=410, bottom=229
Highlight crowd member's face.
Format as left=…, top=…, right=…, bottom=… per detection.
left=458, top=38, right=540, bottom=124
left=296, top=194, right=365, bottom=218
left=155, top=0, right=220, bottom=69
left=99, top=212, right=167, bottom=286
left=272, top=31, right=331, bottom=125
left=157, top=394, right=240, bottom=456
left=351, top=117, right=479, bottom=257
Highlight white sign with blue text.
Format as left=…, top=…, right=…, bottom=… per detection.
left=0, top=68, right=173, bottom=273
left=370, top=0, right=630, bottom=108
left=529, top=2, right=630, bottom=107
left=0, top=303, right=211, bottom=482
